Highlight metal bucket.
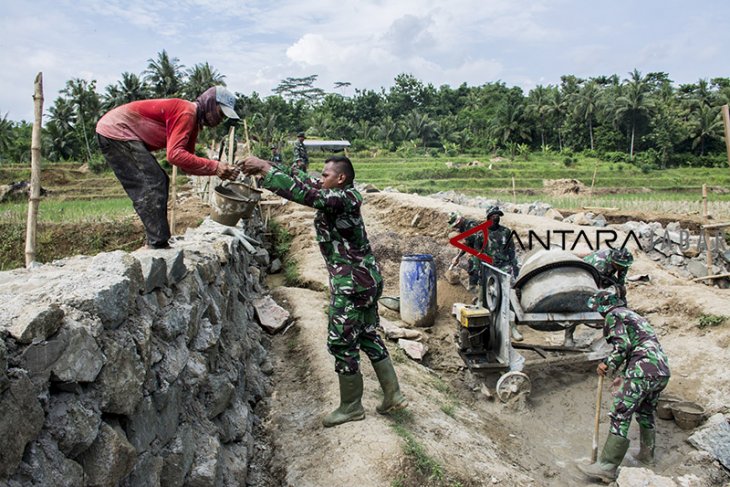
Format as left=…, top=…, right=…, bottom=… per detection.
left=514, top=248, right=600, bottom=330
left=210, top=185, right=254, bottom=226
left=226, top=182, right=262, bottom=219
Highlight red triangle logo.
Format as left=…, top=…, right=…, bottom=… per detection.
left=449, top=220, right=494, bottom=264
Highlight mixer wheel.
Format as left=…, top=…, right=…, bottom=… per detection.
left=484, top=273, right=501, bottom=312
left=496, top=371, right=531, bottom=402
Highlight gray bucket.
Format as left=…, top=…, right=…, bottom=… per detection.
left=226, top=182, right=262, bottom=218
left=211, top=185, right=254, bottom=226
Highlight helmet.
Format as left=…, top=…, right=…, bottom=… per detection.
left=610, top=248, right=633, bottom=268
left=587, top=290, right=625, bottom=314
left=447, top=211, right=463, bottom=228
left=486, top=206, right=504, bottom=219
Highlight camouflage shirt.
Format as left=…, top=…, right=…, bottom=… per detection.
left=584, top=248, right=628, bottom=287
left=262, top=166, right=382, bottom=306
left=293, top=140, right=309, bottom=172
left=486, top=224, right=519, bottom=274
left=602, top=307, right=670, bottom=378
left=455, top=218, right=485, bottom=257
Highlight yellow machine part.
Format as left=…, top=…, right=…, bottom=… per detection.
left=458, top=306, right=491, bottom=328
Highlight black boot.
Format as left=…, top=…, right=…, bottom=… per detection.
left=322, top=373, right=366, bottom=427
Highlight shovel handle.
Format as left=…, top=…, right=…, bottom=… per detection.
left=591, top=374, right=604, bottom=463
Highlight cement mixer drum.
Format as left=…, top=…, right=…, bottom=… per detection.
left=513, top=249, right=600, bottom=331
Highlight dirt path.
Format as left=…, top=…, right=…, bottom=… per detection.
left=255, top=190, right=730, bottom=487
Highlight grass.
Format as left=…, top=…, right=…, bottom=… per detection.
left=308, top=154, right=730, bottom=217
left=698, top=314, right=727, bottom=329
left=0, top=197, right=135, bottom=223
left=269, top=219, right=305, bottom=287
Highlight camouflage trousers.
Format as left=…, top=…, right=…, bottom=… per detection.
left=327, top=293, right=389, bottom=375
left=609, top=376, right=670, bottom=437
left=467, top=256, right=481, bottom=286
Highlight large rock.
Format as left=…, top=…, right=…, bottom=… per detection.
left=688, top=413, right=730, bottom=469
left=46, top=393, right=101, bottom=458
left=160, top=425, right=195, bottom=487
left=77, top=422, right=137, bottom=486
left=252, top=295, right=290, bottom=334
left=0, top=371, right=45, bottom=478
left=10, top=434, right=84, bottom=487
left=186, top=433, right=222, bottom=487
left=96, top=334, right=145, bottom=415
left=1, top=303, right=64, bottom=344
left=617, top=467, right=676, bottom=486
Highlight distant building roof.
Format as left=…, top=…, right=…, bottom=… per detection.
left=292, top=140, right=351, bottom=151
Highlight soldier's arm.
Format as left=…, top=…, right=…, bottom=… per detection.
left=603, top=313, right=629, bottom=373
left=259, top=165, right=358, bottom=212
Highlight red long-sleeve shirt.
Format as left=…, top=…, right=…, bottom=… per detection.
left=96, top=99, right=218, bottom=175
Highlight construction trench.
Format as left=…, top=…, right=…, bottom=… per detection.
left=1, top=187, right=728, bottom=486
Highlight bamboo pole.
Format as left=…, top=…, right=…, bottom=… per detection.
left=591, top=375, right=604, bottom=463
left=511, top=175, right=516, bottom=204
left=722, top=104, right=730, bottom=167
left=692, top=272, right=730, bottom=282
left=25, top=73, right=44, bottom=268
left=703, top=184, right=713, bottom=275
left=170, top=165, right=178, bottom=235
left=227, top=125, right=236, bottom=163
left=590, top=161, right=598, bottom=196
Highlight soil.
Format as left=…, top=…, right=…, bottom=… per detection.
left=253, top=190, right=730, bottom=487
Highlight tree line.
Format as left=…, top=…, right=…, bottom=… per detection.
left=1, top=50, right=728, bottom=169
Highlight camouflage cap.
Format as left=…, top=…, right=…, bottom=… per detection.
left=610, top=248, right=634, bottom=268
left=587, top=290, right=625, bottom=314
left=486, top=206, right=504, bottom=218
left=447, top=211, right=463, bottom=227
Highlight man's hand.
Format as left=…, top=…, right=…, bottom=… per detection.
left=241, top=156, right=273, bottom=176
left=216, top=162, right=240, bottom=181
left=596, top=362, right=609, bottom=376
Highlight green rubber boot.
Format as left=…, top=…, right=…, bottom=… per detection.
left=322, top=373, right=366, bottom=427
left=577, top=433, right=630, bottom=483
left=373, top=357, right=408, bottom=414
left=633, top=427, right=656, bottom=466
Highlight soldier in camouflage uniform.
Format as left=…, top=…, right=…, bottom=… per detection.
left=448, top=211, right=484, bottom=292
left=578, top=290, right=670, bottom=483
left=484, top=206, right=522, bottom=341
left=568, top=247, right=635, bottom=347
left=584, top=247, right=633, bottom=297
left=292, top=131, right=309, bottom=173
left=241, top=154, right=407, bottom=427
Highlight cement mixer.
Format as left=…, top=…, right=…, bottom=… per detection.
left=453, top=248, right=610, bottom=402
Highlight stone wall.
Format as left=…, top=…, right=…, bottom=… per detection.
left=0, top=219, right=273, bottom=486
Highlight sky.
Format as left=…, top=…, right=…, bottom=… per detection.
left=1, top=0, right=729, bottom=122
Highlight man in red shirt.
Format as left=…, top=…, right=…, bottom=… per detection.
left=96, top=86, right=240, bottom=248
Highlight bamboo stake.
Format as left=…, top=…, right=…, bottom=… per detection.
left=25, top=73, right=44, bottom=268
left=227, top=125, right=236, bottom=163
left=591, top=374, right=604, bottom=464
left=722, top=104, right=730, bottom=167
left=170, top=165, right=178, bottom=235
left=590, top=162, right=598, bottom=196
left=511, top=175, right=516, bottom=204
left=703, top=185, right=713, bottom=275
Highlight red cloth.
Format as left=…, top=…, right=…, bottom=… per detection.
left=96, top=99, right=218, bottom=176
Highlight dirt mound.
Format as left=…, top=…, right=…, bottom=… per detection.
left=543, top=178, right=588, bottom=195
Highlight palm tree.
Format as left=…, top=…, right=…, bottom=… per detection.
left=526, top=85, right=550, bottom=148
left=102, top=72, right=150, bottom=110
left=689, top=104, right=722, bottom=155
left=403, top=112, right=437, bottom=147
left=490, top=95, right=530, bottom=147
left=573, top=81, right=601, bottom=150
left=144, top=50, right=185, bottom=98
left=184, top=62, right=226, bottom=99
left=61, top=78, right=100, bottom=162
left=546, top=87, right=567, bottom=151
left=377, top=116, right=401, bottom=150
left=0, top=113, right=13, bottom=155
left=614, top=69, right=654, bottom=159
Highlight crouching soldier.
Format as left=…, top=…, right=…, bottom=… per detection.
left=578, top=291, right=670, bottom=483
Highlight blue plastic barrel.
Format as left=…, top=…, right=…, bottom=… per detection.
left=399, top=254, right=437, bottom=327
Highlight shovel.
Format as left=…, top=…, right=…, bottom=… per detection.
left=591, top=374, right=604, bottom=463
